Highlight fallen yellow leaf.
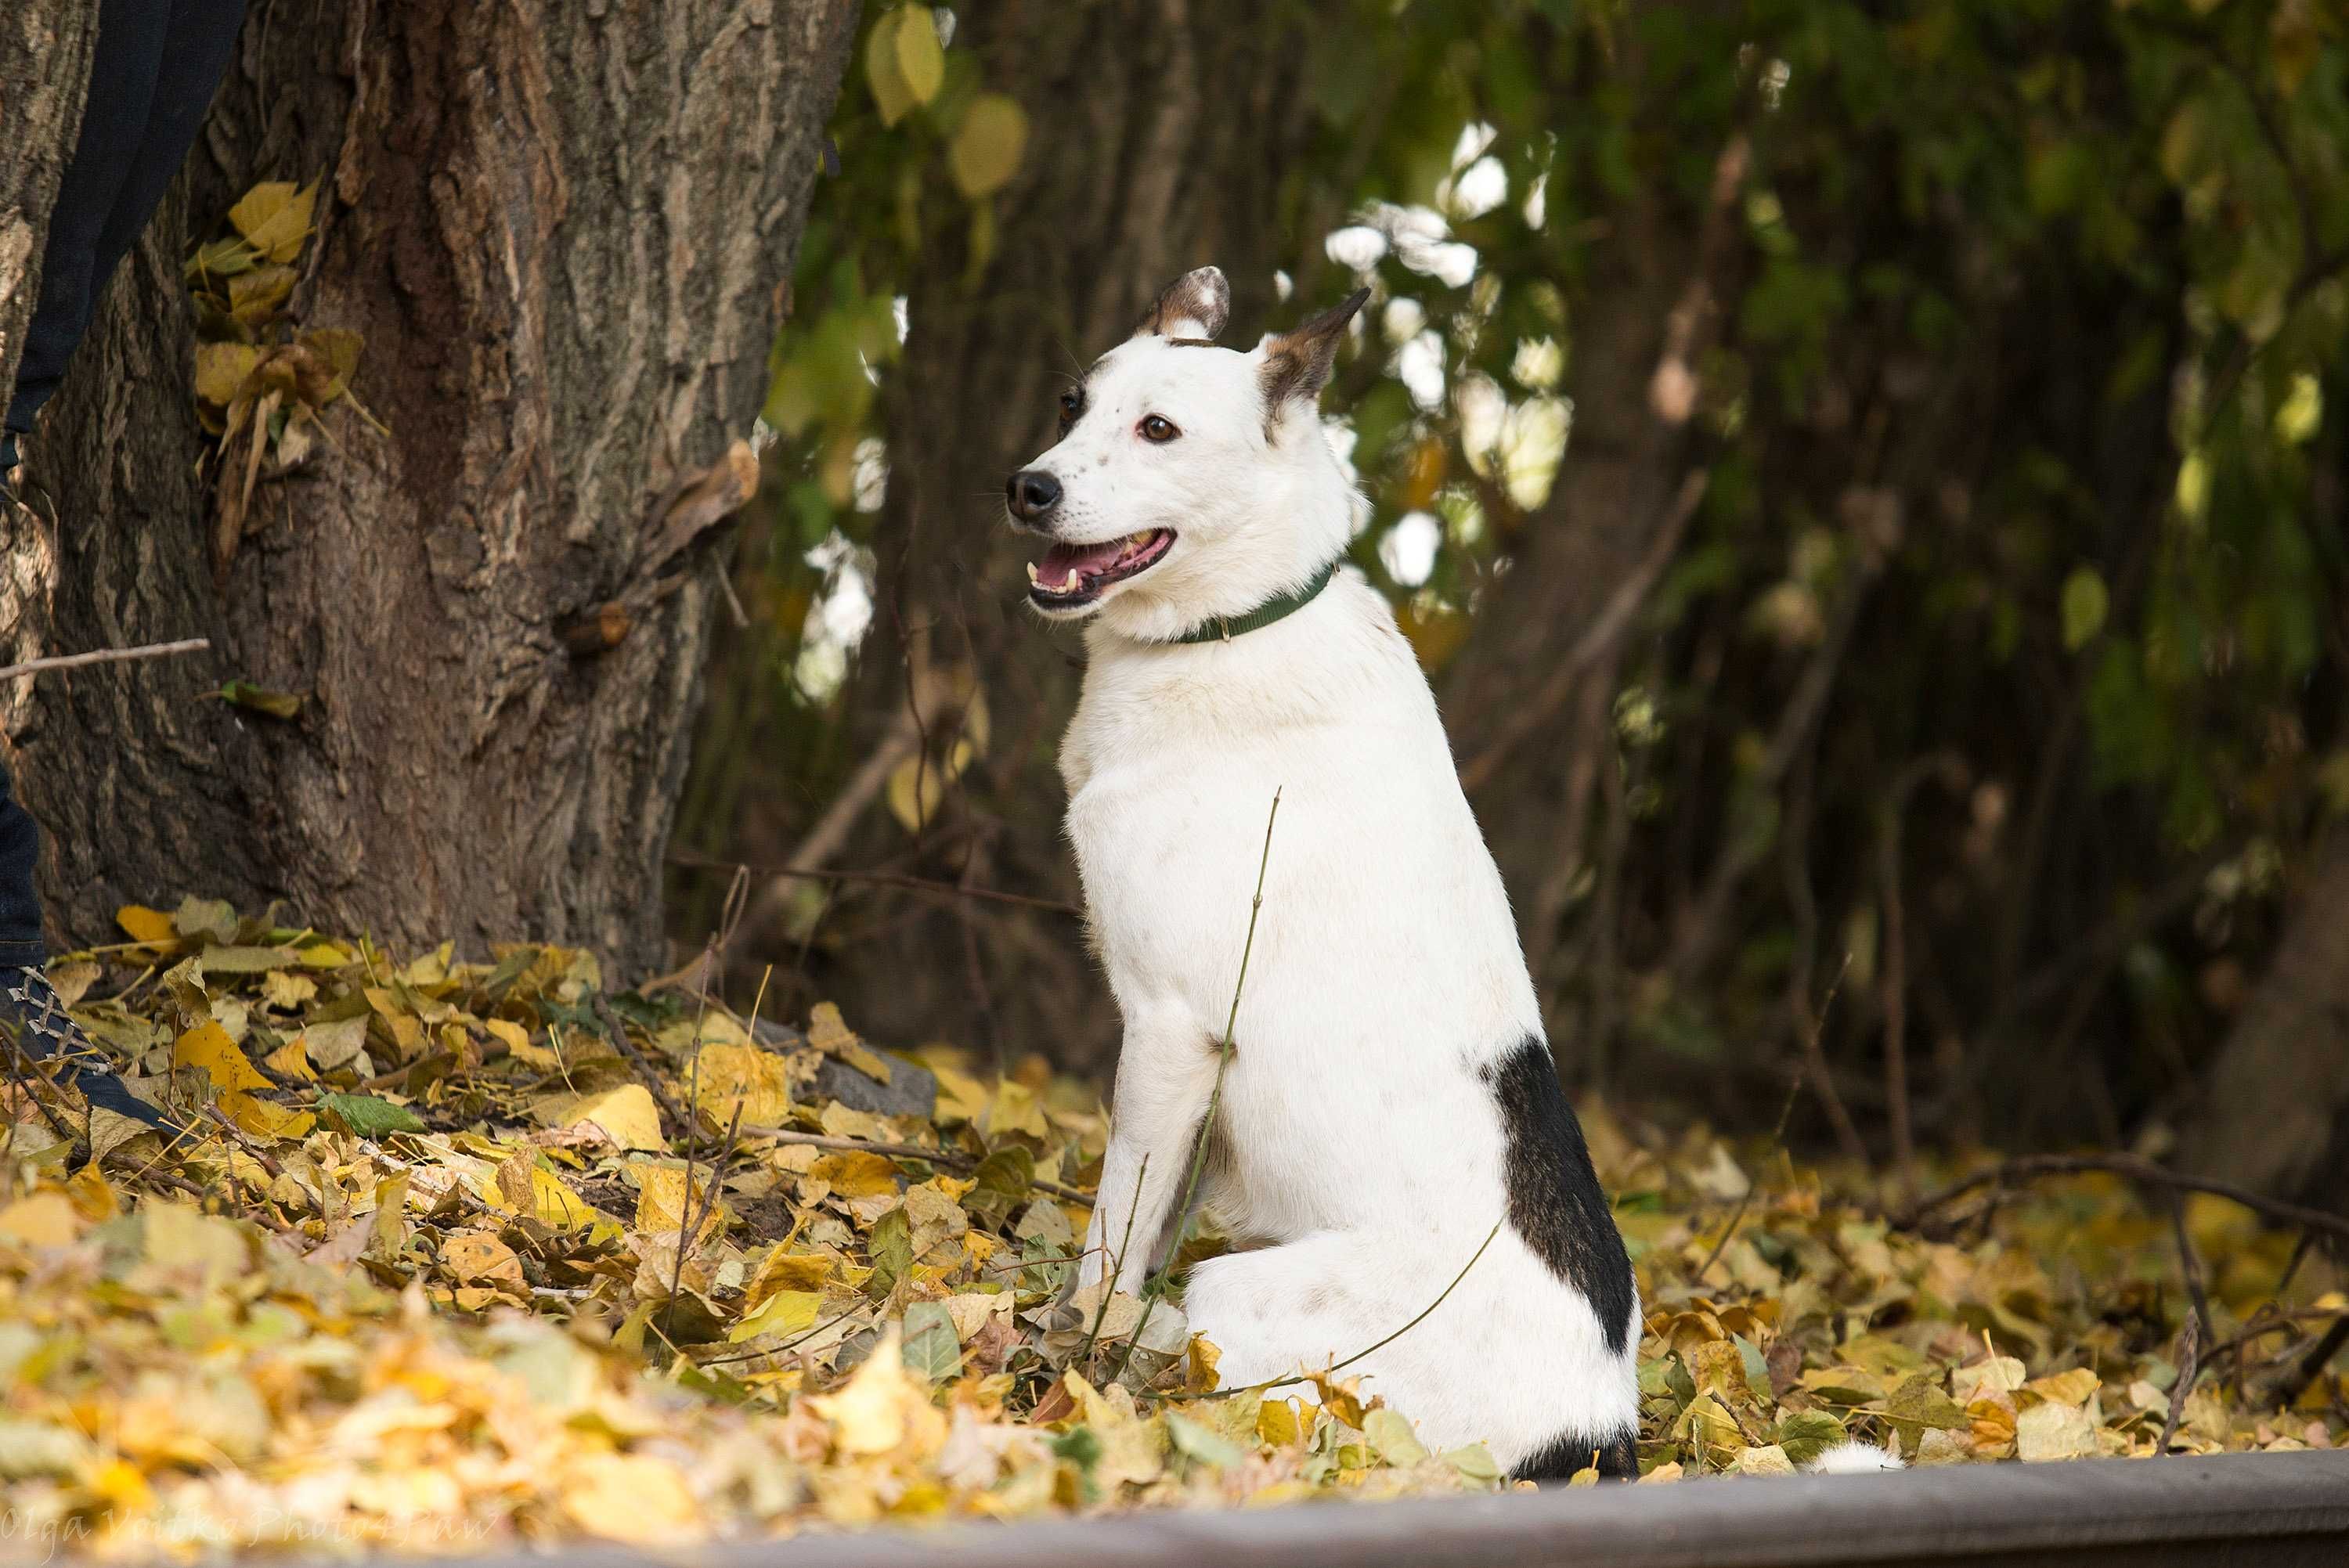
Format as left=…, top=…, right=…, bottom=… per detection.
left=116, top=904, right=179, bottom=946
left=0, top=1191, right=84, bottom=1246
left=808, top=1329, right=943, bottom=1458
left=568, top=1084, right=666, bottom=1152
left=693, top=1040, right=796, bottom=1126
left=561, top=1452, right=705, bottom=1545
left=175, top=1020, right=271, bottom=1094
left=219, top=1090, right=316, bottom=1142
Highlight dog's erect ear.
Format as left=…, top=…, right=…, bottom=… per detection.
left=1135, top=266, right=1231, bottom=341
left=1258, top=287, right=1371, bottom=413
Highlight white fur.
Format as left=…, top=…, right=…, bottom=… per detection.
left=1805, top=1440, right=1906, bottom=1474
left=1019, top=284, right=1640, bottom=1472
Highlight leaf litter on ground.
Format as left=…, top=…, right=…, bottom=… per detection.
left=0, top=897, right=2340, bottom=1557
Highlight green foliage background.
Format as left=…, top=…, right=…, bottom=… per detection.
left=673, top=0, right=2347, bottom=1162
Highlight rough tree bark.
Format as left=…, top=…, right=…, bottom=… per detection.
left=2188, top=838, right=2349, bottom=1205
left=0, top=0, right=857, bottom=975
left=0, top=0, right=96, bottom=414
left=774, top=0, right=1323, bottom=1072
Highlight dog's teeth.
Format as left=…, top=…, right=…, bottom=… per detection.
left=1027, top=562, right=1040, bottom=584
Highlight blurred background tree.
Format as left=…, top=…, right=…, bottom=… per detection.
left=672, top=0, right=2348, bottom=1206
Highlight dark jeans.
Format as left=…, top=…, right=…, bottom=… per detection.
left=0, top=0, right=248, bottom=961
left=0, top=760, right=41, bottom=964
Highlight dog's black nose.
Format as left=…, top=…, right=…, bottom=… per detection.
left=1006, top=469, right=1061, bottom=521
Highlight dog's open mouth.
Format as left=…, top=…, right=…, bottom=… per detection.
left=1027, top=528, right=1174, bottom=607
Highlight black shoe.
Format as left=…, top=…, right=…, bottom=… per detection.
left=0, top=965, right=177, bottom=1133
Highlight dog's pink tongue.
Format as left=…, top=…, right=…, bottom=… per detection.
left=1037, top=540, right=1125, bottom=589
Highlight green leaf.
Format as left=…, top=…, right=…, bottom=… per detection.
left=184, top=236, right=257, bottom=284
left=1167, top=1410, right=1247, bottom=1471
left=900, top=1300, right=962, bottom=1382
left=1773, top=1408, right=1848, bottom=1465
left=865, top=1206, right=913, bottom=1298
left=947, top=94, right=1029, bottom=200
left=965, top=1145, right=1034, bottom=1229
left=1885, top=1373, right=1969, bottom=1442
left=1734, top=1333, right=1775, bottom=1406
left=226, top=181, right=318, bottom=264
left=172, top=895, right=240, bottom=944
left=214, top=681, right=305, bottom=719
left=866, top=7, right=942, bottom=127
left=891, top=6, right=944, bottom=106
left=1442, top=1442, right=1503, bottom=1482
left=316, top=1093, right=426, bottom=1137
left=1362, top=1406, right=1428, bottom=1467
left=2061, top=567, right=2109, bottom=651
left=1050, top=1424, right=1101, bottom=1469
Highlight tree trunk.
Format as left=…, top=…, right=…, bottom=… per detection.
left=0, top=0, right=96, bottom=409
left=2187, top=838, right=2349, bottom=1205
left=0, top=0, right=856, bottom=975
left=767, top=0, right=1322, bottom=1072
left=1439, top=139, right=1747, bottom=1022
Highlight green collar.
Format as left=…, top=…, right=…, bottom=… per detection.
left=1169, top=559, right=1339, bottom=644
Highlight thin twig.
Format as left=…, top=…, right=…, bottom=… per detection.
left=2157, top=1309, right=2200, bottom=1456
left=1456, top=471, right=1708, bottom=796
left=738, top=1125, right=1091, bottom=1202
left=2268, top=1316, right=2349, bottom=1412
left=1079, top=1152, right=1150, bottom=1368
left=666, top=1101, right=744, bottom=1336
left=1, top=1038, right=78, bottom=1143
left=2273, top=1232, right=2318, bottom=1303
left=674, top=849, right=1082, bottom=917
left=2200, top=1308, right=2336, bottom=1364
left=1320, top=1217, right=1503, bottom=1380
left=739, top=700, right=924, bottom=939
left=669, top=946, right=720, bottom=1334
left=1795, top=950, right=1864, bottom=1168
left=1150, top=1217, right=1505, bottom=1404
left=0, top=637, right=211, bottom=681
left=2168, top=1188, right=2217, bottom=1352
left=1112, top=789, right=1281, bottom=1384
left=593, top=995, right=692, bottom=1138
left=1876, top=755, right=1958, bottom=1198
left=1696, top=1073, right=1803, bottom=1281
left=698, top=1296, right=873, bottom=1368
left=1894, top=1153, right=2349, bottom=1249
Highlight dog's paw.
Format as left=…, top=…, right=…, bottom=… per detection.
left=1803, top=1440, right=1905, bottom=1474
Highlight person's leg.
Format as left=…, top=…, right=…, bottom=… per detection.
left=86, top=0, right=250, bottom=309
left=0, top=0, right=244, bottom=1137
left=0, top=759, right=44, bottom=970
left=4, top=0, right=175, bottom=439
left=0, top=755, right=173, bottom=1129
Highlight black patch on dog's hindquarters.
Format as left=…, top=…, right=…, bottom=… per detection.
left=1514, top=1426, right=1640, bottom=1483
left=1481, top=1035, right=1635, bottom=1357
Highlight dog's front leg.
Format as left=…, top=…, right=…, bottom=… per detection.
left=1078, top=1009, right=1221, bottom=1301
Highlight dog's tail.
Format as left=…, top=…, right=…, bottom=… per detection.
left=1803, top=1439, right=1905, bottom=1474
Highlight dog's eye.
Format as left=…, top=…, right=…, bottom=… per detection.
left=1139, top=414, right=1179, bottom=443
left=1058, top=387, right=1084, bottom=433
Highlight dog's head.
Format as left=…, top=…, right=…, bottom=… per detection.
left=1005, top=267, right=1369, bottom=642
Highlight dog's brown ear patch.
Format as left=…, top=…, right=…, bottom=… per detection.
left=1259, top=287, right=1371, bottom=419
left=1135, top=266, right=1231, bottom=341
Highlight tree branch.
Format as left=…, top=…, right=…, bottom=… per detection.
left=1456, top=468, right=1709, bottom=796
left=671, top=849, right=1081, bottom=917
left=1896, top=1152, right=2349, bottom=1249
left=0, top=637, right=211, bottom=681
left=740, top=1125, right=1092, bottom=1203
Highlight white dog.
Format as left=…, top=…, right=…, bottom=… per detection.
left=1005, top=266, right=1641, bottom=1480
